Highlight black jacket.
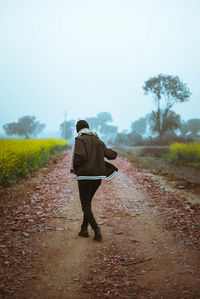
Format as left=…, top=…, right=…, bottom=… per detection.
left=73, top=133, right=118, bottom=180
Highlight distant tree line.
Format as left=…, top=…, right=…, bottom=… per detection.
left=2, top=74, right=200, bottom=144
left=59, top=112, right=118, bottom=143
left=114, top=115, right=200, bottom=146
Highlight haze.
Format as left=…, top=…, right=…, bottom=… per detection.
left=1, top=0, right=200, bottom=135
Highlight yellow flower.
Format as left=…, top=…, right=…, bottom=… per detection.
left=0, top=138, right=68, bottom=186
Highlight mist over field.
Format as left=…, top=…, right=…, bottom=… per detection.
left=1, top=0, right=200, bottom=138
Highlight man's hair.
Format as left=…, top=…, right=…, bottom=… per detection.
left=76, top=120, right=89, bottom=133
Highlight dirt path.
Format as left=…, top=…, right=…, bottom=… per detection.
left=1, top=151, right=200, bottom=298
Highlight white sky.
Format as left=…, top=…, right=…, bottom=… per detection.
left=0, top=0, right=200, bottom=133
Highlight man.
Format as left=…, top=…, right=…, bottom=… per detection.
left=70, top=120, right=118, bottom=242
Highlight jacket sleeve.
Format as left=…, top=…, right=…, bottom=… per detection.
left=102, top=142, right=117, bottom=160
left=73, top=138, right=87, bottom=170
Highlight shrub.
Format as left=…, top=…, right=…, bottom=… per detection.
left=167, top=142, right=200, bottom=167
left=0, top=139, right=68, bottom=186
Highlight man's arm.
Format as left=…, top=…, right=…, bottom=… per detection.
left=73, top=138, right=87, bottom=170
left=103, top=142, right=117, bottom=160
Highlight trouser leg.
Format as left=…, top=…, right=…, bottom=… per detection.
left=90, top=179, right=101, bottom=200
left=78, top=180, right=101, bottom=230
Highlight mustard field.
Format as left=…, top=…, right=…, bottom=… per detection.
left=168, top=142, right=200, bottom=167
left=0, top=139, right=68, bottom=186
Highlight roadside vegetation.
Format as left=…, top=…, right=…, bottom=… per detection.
left=166, top=142, right=200, bottom=167
left=0, top=139, right=68, bottom=187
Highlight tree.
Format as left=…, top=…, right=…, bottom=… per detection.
left=97, top=112, right=113, bottom=124
left=143, top=74, right=191, bottom=137
left=3, top=116, right=46, bottom=138
left=85, top=116, right=100, bottom=131
left=179, top=120, right=190, bottom=137
left=128, top=130, right=144, bottom=145
left=60, top=120, right=75, bottom=141
left=114, top=132, right=131, bottom=145
left=99, top=123, right=118, bottom=142
left=85, top=112, right=117, bottom=141
left=150, top=109, right=181, bottom=136
left=187, top=119, right=200, bottom=137
left=131, top=117, right=146, bottom=135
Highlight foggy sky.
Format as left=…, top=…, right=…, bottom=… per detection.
left=0, top=0, right=200, bottom=134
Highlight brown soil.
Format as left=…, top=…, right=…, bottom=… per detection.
left=115, top=145, right=200, bottom=184
left=0, top=150, right=68, bottom=215
left=1, top=150, right=200, bottom=299
left=115, top=145, right=200, bottom=207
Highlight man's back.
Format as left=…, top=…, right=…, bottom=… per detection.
left=73, top=132, right=117, bottom=179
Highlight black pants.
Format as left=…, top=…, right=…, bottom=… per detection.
left=78, top=180, right=102, bottom=230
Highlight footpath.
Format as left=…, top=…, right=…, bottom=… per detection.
left=0, top=151, right=200, bottom=298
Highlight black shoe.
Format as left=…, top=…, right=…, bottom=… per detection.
left=93, top=227, right=102, bottom=242
left=78, top=228, right=89, bottom=238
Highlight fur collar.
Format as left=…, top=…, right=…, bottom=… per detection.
left=77, top=128, right=98, bottom=137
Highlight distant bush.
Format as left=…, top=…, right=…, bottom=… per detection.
left=113, top=131, right=195, bottom=147
left=166, top=142, right=200, bottom=167
left=114, top=133, right=132, bottom=145
left=114, top=131, right=144, bottom=146
left=140, top=147, right=169, bottom=158
left=143, top=135, right=193, bottom=146
left=0, top=139, right=68, bottom=186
